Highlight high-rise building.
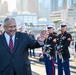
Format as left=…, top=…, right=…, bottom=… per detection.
left=39, top=0, right=51, bottom=19
left=16, top=0, right=27, bottom=12
left=62, top=0, right=68, bottom=9
left=2, top=1, right=8, bottom=15
left=71, top=0, right=76, bottom=4
left=51, top=0, right=58, bottom=12
left=58, top=0, right=69, bottom=10
left=28, top=0, right=38, bottom=14
left=62, top=0, right=76, bottom=9
left=16, top=0, right=38, bottom=14
left=39, top=0, right=58, bottom=19
left=0, top=1, right=8, bottom=16
left=70, top=0, right=76, bottom=9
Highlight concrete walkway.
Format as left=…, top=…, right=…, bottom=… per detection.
left=29, top=48, right=76, bottom=75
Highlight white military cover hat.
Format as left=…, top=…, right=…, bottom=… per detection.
left=59, top=22, right=67, bottom=27
left=47, top=22, right=55, bottom=28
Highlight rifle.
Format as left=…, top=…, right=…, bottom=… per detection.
left=56, top=45, right=64, bottom=63
left=43, top=44, right=52, bottom=60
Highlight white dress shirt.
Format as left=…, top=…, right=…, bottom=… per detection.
left=4, top=32, right=15, bottom=46
left=4, top=32, right=43, bottom=47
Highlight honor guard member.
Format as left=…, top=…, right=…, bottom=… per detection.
left=56, top=22, right=72, bottom=75
left=43, top=22, right=56, bottom=75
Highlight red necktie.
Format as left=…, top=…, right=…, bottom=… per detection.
left=9, top=36, right=14, bottom=53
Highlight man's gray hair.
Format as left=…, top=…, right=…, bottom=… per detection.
left=4, top=17, right=16, bottom=26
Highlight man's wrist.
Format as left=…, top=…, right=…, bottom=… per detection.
left=38, top=41, right=44, bottom=46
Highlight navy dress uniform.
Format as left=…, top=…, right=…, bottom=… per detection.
left=57, top=22, right=72, bottom=75
left=43, top=23, right=56, bottom=75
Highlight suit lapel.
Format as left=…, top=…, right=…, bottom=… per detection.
left=13, top=32, right=20, bottom=53
left=1, top=33, right=11, bottom=53
left=1, top=32, right=20, bottom=54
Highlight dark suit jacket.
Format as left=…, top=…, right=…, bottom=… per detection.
left=29, top=34, right=35, bottom=40
left=0, top=32, right=40, bottom=75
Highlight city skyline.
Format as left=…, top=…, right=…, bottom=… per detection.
left=1, top=0, right=72, bottom=12
left=16, top=0, right=38, bottom=13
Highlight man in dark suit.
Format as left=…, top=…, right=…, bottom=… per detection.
left=0, top=18, right=45, bottom=75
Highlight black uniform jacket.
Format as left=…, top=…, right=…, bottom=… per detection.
left=44, top=33, right=56, bottom=57
left=57, top=31, right=72, bottom=59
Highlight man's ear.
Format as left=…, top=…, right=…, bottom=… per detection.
left=3, top=25, right=5, bottom=28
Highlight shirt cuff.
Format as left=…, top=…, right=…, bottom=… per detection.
left=38, top=41, right=44, bottom=46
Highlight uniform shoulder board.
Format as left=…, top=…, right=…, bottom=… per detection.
left=53, top=38, right=56, bottom=43
left=67, top=37, right=71, bottom=41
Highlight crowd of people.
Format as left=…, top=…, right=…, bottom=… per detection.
left=0, top=17, right=74, bottom=75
